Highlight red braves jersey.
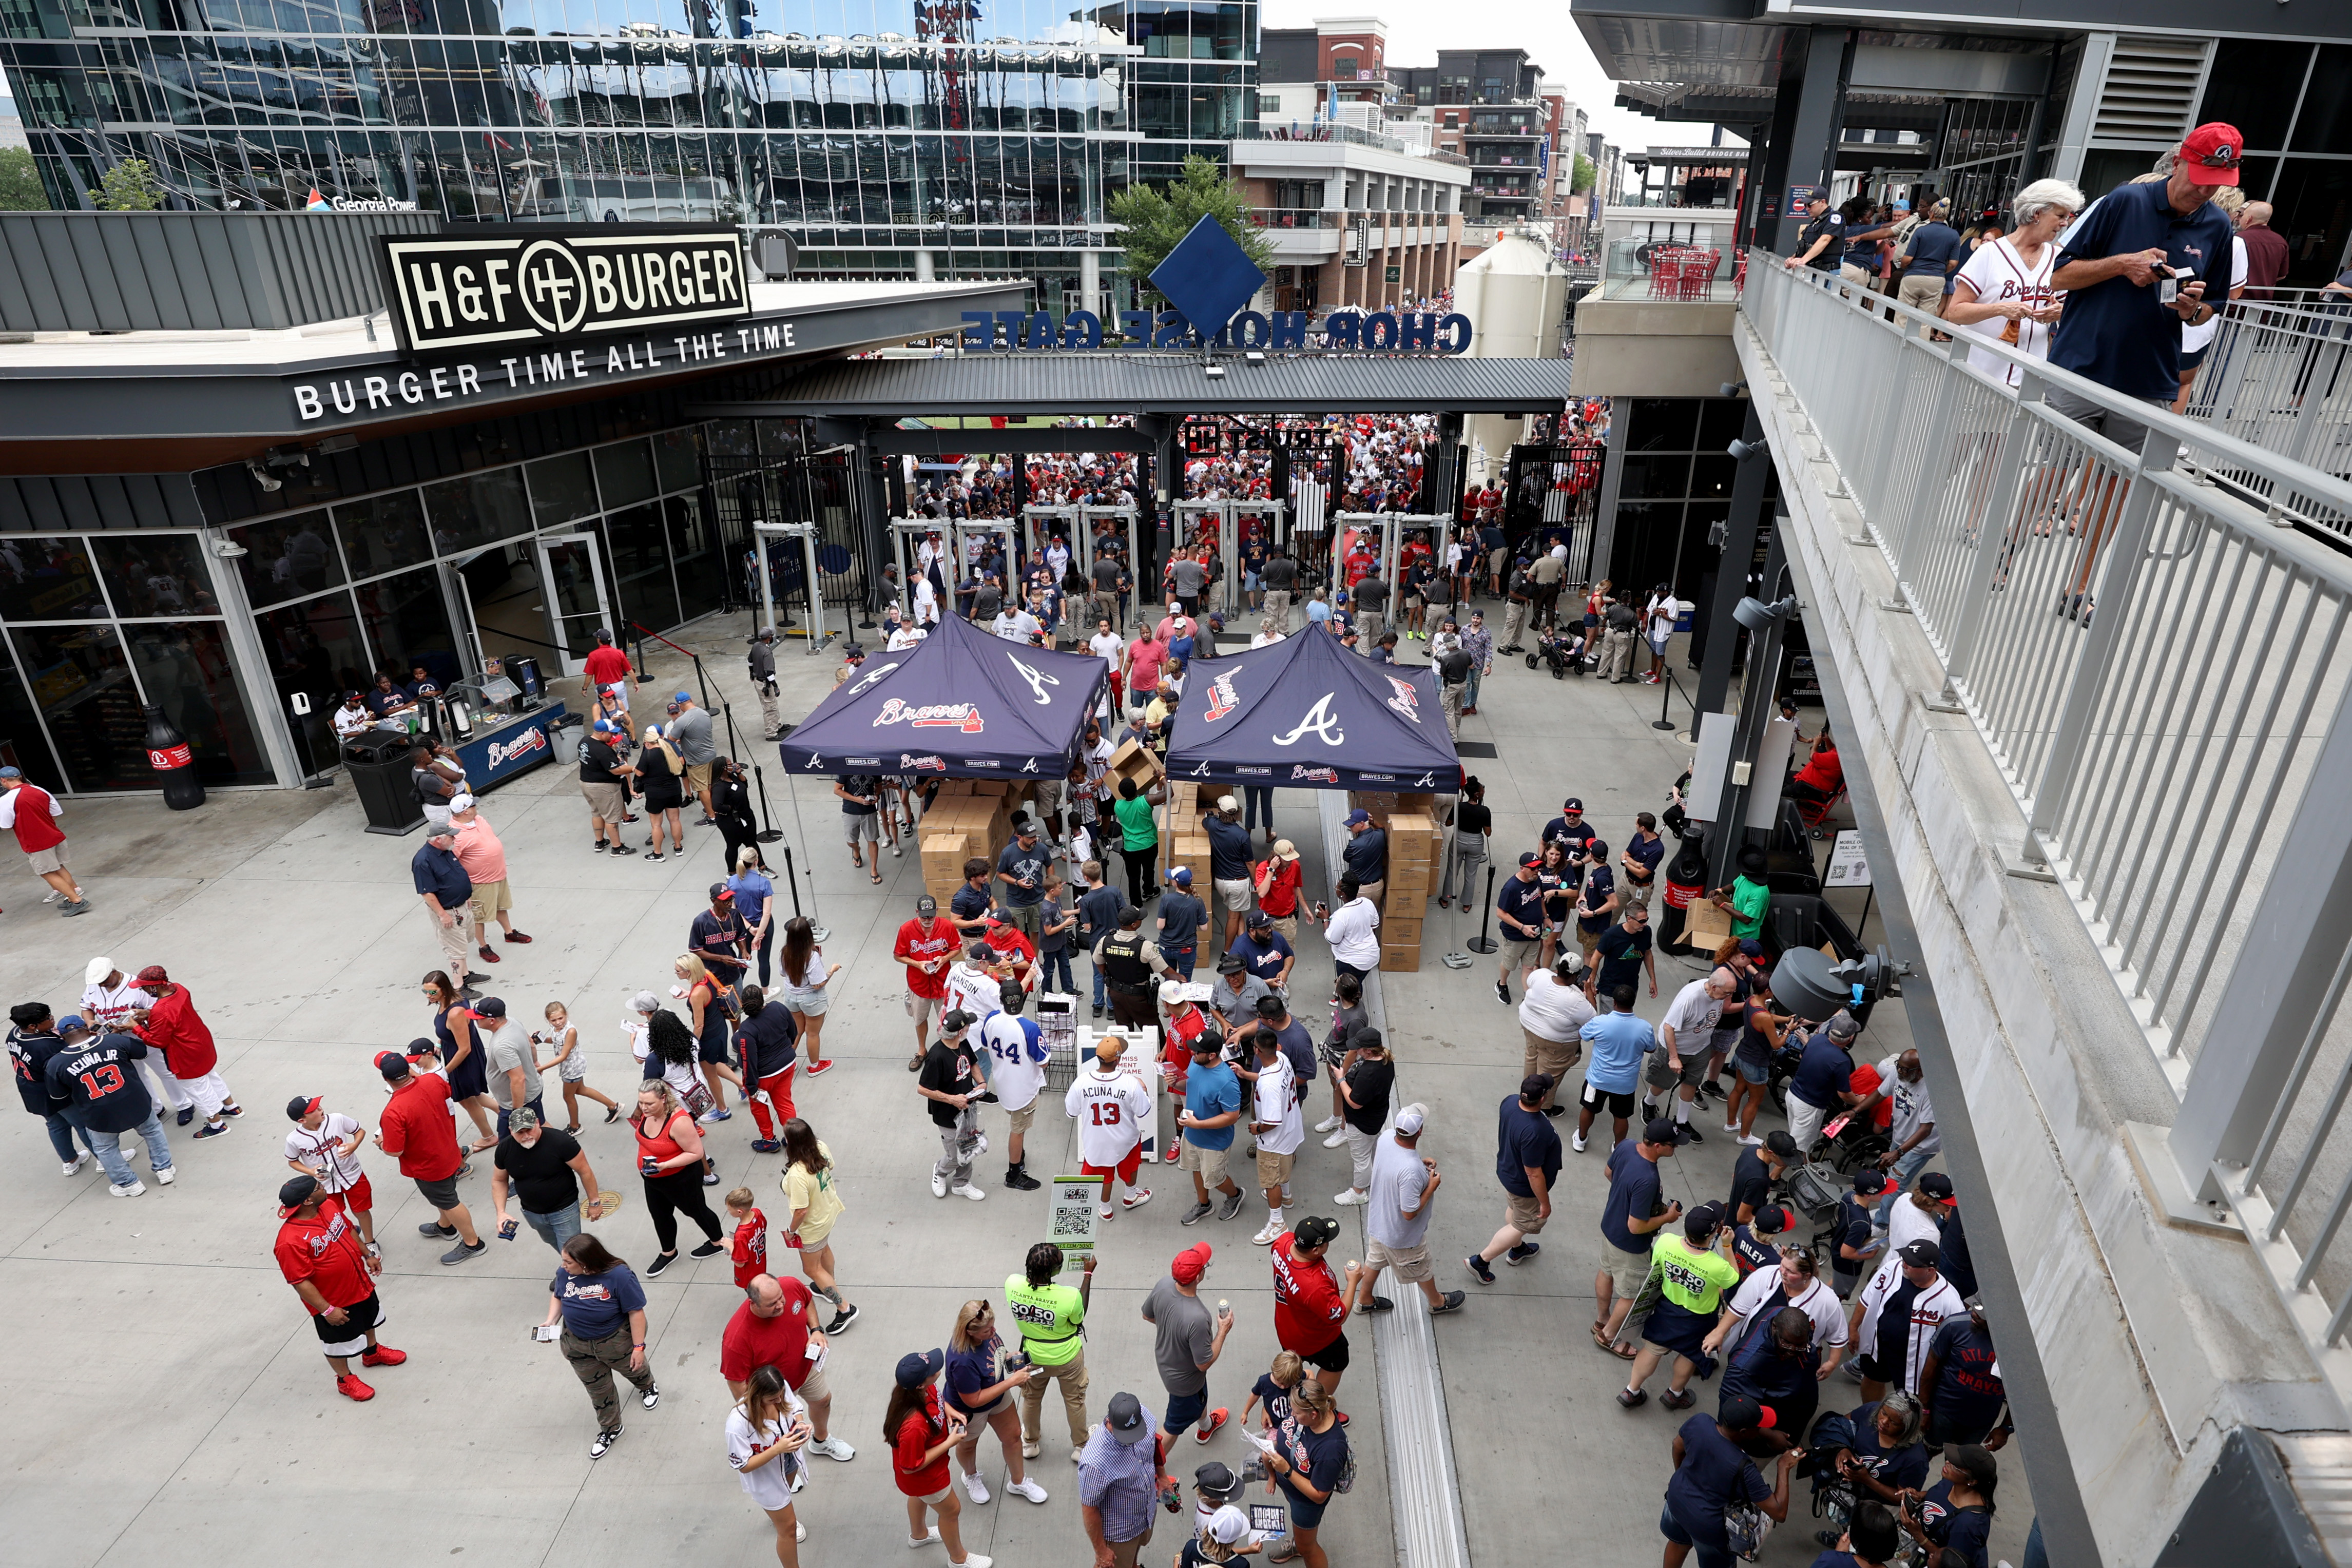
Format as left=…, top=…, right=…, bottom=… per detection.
left=275, top=1197, right=374, bottom=1311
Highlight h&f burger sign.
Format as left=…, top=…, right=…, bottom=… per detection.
left=378, top=223, right=749, bottom=354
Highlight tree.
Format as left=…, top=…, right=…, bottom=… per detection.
left=1570, top=153, right=1597, bottom=197
left=0, top=148, right=47, bottom=210
left=88, top=159, right=162, bottom=211
left=1108, top=153, right=1276, bottom=306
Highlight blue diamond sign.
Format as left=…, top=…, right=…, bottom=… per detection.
left=1148, top=216, right=1268, bottom=341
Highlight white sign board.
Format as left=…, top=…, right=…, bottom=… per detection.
left=1823, top=829, right=1872, bottom=888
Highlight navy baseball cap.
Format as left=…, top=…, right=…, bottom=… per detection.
left=1171, top=866, right=1192, bottom=885
left=278, top=1174, right=320, bottom=1211
left=895, top=1349, right=944, bottom=1388
left=1561, top=798, right=1584, bottom=811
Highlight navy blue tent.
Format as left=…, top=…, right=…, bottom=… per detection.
left=1164, top=627, right=1458, bottom=791
left=777, top=612, right=1108, bottom=780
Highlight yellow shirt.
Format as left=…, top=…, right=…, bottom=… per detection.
left=782, top=1144, right=845, bottom=1239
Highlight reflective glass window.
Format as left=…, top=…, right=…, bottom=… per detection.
left=14, top=624, right=150, bottom=792
left=227, top=510, right=345, bottom=607
left=528, top=452, right=601, bottom=527
left=595, top=438, right=659, bottom=507
left=0, top=536, right=110, bottom=622
left=601, top=501, right=680, bottom=628
left=255, top=590, right=373, bottom=769
left=91, top=534, right=225, bottom=620
left=352, top=565, right=458, bottom=683
left=423, top=467, right=533, bottom=555
left=120, top=621, right=274, bottom=786
left=336, top=490, right=434, bottom=580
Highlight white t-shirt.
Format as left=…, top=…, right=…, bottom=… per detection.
left=1953, top=236, right=2060, bottom=388
left=1875, top=1054, right=1940, bottom=1158
left=1722, top=1269, right=1850, bottom=1355
left=1066, top=1066, right=1152, bottom=1164
left=1323, top=899, right=1382, bottom=968
left=2180, top=235, right=2249, bottom=354
left=285, top=1113, right=368, bottom=1192
left=1518, top=970, right=1596, bottom=1043
left=1251, top=1053, right=1304, bottom=1156
left=1661, top=978, right=1724, bottom=1050
left=1088, top=631, right=1123, bottom=674
left=980, top=1013, right=1046, bottom=1112
left=332, top=703, right=375, bottom=738
left=886, top=625, right=927, bottom=652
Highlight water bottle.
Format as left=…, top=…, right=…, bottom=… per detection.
left=144, top=705, right=205, bottom=811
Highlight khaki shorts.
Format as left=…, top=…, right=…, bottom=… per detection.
left=796, top=1212, right=837, bottom=1250
left=1256, top=1149, right=1295, bottom=1190
left=1215, top=878, right=1251, bottom=913
left=470, top=879, right=511, bottom=923
left=1506, top=1190, right=1549, bottom=1236
left=1605, top=1244, right=1650, bottom=1299
left=27, top=840, right=68, bottom=875
left=685, top=762, right=713, bottom=796
left=1365, top=1236, right=1433, bottom=1283
left=1521, top=1027, right=1579, bottom=1088
left=1265, top=914, right=1299, bottom=940
left=797, top=1359, right=833, bottom=1404
left=1180, top=1140, right=1229, bottom=1186
left=905, top=993, right=942, bottom=1025
left=580, top=780, right=626, bottom=821
left=1005, top=1101, right=1036, bottom=1136
left=1501, top=935, right=1544, bottom=969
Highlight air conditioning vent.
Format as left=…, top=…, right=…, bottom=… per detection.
left=2091, top=35, right=2211, bottom=144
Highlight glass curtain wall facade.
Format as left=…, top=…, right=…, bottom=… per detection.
left=1, top=0, right=1133, bottom=295
left=1087, top=0, right=1255, bottom=187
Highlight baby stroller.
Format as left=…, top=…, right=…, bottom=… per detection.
left=1527, top=625, right=1592, bottom=679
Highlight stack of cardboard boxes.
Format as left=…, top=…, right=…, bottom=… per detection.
left=1161, top=778, right=1209, bottom=880
left=1348, top=790, right=1443, bottom=973
left=918, top=780, right=1029, bottom=907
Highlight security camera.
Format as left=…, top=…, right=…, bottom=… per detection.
left=1732, top=594, right=1800, bottom=632
left=1728, top=437, right=1766, bottom=462
left=1720, top=380, right=1748, bottom=398
left=245, top=460, right=283, bottom=492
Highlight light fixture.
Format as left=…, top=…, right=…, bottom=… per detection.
left=1204, top=363, right=1226, bottom=379
left=207, top=527, right=247, bottom=558
left=1720, top=379, right=1748, bottom=398
left=244, top=460, right=283, bottom=492
left=1732, top=593, right=1800, bottom=632
left=1243, top=350, right=1265, bottom=365
left=1728, top=436, right=1766, bottom=462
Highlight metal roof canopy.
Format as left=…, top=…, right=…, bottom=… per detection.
left=688, top=354, right=1577, bottom=419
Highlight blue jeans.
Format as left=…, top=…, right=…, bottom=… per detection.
left=1091, top=957, right=1109, bottom=1010
left=43, top=1111, right=95, bottom=1164
left=1656, top=1503, right=1733, bottom=1568
left=522, top=1202, right=584, bottom=1254
left=1161, top=944, right=1197, bottom=980
left=1040, top=950, right=1074, bottom=994
left=1464, top=666, right=1482, bottom=710
left=1877, top=1145, right=1934, bottom=1229
left=74, top=1108, right=171, bottom=1187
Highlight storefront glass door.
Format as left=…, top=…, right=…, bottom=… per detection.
left=534, top=533, right=613, bottom=676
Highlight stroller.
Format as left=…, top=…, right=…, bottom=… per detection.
left=1527, top=625, right=1593, bottom=679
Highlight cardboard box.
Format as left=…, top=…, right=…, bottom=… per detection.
left=1108, top=738, right=1163, bottom=793
left=1684, top=897, right=1734, bottom=953
left=1382, top=916, right=1423, bottom=947
left=1380, top=944, right=1421, bottom=974
left=941, top=779, right=974, bottom=796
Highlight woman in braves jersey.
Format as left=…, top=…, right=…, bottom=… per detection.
left=285, top=1094, right=379, bottom=1254
left=1064, top=1035, right=1155, bottom=1221
left=275, top=1173, right=404, bottom=1402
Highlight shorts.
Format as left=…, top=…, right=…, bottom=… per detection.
left=685, top=762, right=713, bottom=797
left=845, top=812, right=879, bottom=843
left=470, top=879, right=512, bottom=923
left=905, top=993, right=943, bottom=1026
left=1215, top=878, right=1251, bottom=913
left=559, top=1049, right=590, bottom=1083
left=1605, top=1244, right=1650, bottom=1299
left=1164, top=1387, right=1210, bottom=1434
left=1580, top=1080, right=1637, bottom=1119
left=1256, top=1149, right=1296, bottom=1190
left=581, top=780, right=626, bottom=821
left=914, top=1485, right=954, bottom=1507
left=26, top=839, right=68, bottom=875
left=1302, top=1331, right=1349, bottom=1375
left=1733, top=1051, right=1770, bottom=1086
left=1179, top=1139, right=1230, bottom=1186
left=783, top=986, right=830, bottom=1018
left=332, top=1173, right=376, bottom=1213
left=2045, top=385, right=2166, bottom=458
left=1505, top=1190, right=1548, bottom=1235
left=796, top=1211, right=838, bottom=1250
left=1501, top=935, right=1544, bottom=969
left=2179, top=343, right=2210, bottom=371
left=1521, top=1028, right=1580, bottom=1088
left=796, top=1359, right=833, bottom=1405
left=1855, top=1352, right=1897, bottom=1386
left=1083, top=1145, right=1145, bottom=1188
left=1646, top=1050, right=1710, bottom=1092
left=312, top=1290, right=382, bottom=1358
left=414, top=1173, right=462, bottom=1212
left=1264, top=914, right=1299, bottom=940
left=1364, top=1236, right=1432, bottom=1283
left=1005, top=1101, right=1037, bottom=1137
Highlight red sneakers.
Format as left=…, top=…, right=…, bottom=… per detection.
left=336, top=1372, right=376, bottom=1402
left=361, top=1344, right=408, bottom=1367
left=1196, top=1408, right=1229, bottom=1442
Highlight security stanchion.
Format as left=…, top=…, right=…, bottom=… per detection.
left=1464, top=863, right=1500, bottom=955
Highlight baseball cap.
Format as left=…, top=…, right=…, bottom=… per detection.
left=592, top=720, right=615, bottom=735
left=708, top=882, right=735, bottom=902
left=1107, top=1390, right=1153, bottom=1443
left=674, top=690, right=693, bottom=704
left=278, top=1174, right=320, bottom=1211
left=665, top=701, right=682, bottom=716
left=1208, top=1506, right=1251, bottom=1546
left=133, top=964, right=168, bottom=985
left=1718, top=1393, right=1777, bottom=1431
left=1763, top=1130, right=1799, bottom=1160
left=1919, top=1172, right=1958, bottom=1205
left=286, top=1095, right=321, bottom=1121
left=84, top=956, right=114, bottom=986
left=1518, top=850, right=1540, bottom=867
left=1294, top=1215, right=1341, bottom=1249
left=1737, top=938, right=1764, bottom=957
left=1853, top=1168, right=1890, bottom=1195
left=449, top=792, right=476, bottom=812
left=2180, top=122, right=2245, bottom=185
left=916, top=894, right=938, bottom=915
left=1561, top=797, right=1584, bottom=812
left=377, top=1051, right=413, bottom=1081
left=1272, top=839, right=1298, bottom=861
left=1899, top=1238, right=1943, bottom=1268
left=1171, top=1244, right=1212, bottom=1285
left=1826, top=1011, right=1861, bottom=1042
left=1948, top=1443, right=2000, bottom=1492
left=1246, top=909, right=1272, bottom=928
left=1685, top=1201, right=1725, bottom=1240
left=1643, top=1115, right=1679, bottom=1145
left=631, top=991, right=662, bottom=1015
left=1754, top=1204, right=1791, bottom=1235
left=1395, top=1105, right=1426, bottom=1136
left=59, top=1014, right=90, bottom=1035
left=1216, top=953, right=1246, bottom=975
left=1344, top=809, right=1371, bottom=827
left=1218, top=795, right=1239, bottom=812
left=1171, top=866, right=1192, bottom=885
left=1196, top=1461, right=1240, bottom=1498
left=1017, top=820, right=1039, bottom=838
left=510, top=1106, right=542, bottom=1132
left=0, top=766, right=18, bottom=780
left=473, top=996, right=507, bottom=1018
left=1519, top=1072, right=1555, bottom=1101
left=894, top=1349, right=944, bottom=1388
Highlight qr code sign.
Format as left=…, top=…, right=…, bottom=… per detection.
left=1051, top=1201, right=1094, bottom=1237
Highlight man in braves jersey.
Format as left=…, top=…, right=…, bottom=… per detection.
left=286, top=1094, right=379, bottom=1254
left=10, top=1001, right=94, bottom=1176
left=979, top=981, right=1050, bottom=1192
left=1066, top=1035, right=1156, bottom=1221
left=46, top=1015, right=175, bottom=1196
left=275, top=1173, right=406, bottom=1402
left=1, top=763, right=89, bottom=914
left=1270, top=1214, right=1360, bottom=1399
left=894, top=893, right=960, bottom=1072
left=128, top=964, right=242, bottom=1140
left=81, top=956, right=189, bottom=1121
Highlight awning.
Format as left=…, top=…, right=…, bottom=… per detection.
left=1164, top=627, right=1458, bottom=791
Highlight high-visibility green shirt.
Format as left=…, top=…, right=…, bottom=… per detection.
left=1005, top=1274, right=1087, bottom=1365
left=1729, top=876, right=1770, bottom=939
left=1114, top=792, right=1158, bottom=851
left=1650, top=1234, right=1740, bottom=1316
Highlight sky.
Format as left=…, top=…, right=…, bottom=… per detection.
left=1257, top=0, right=1666, bottom=151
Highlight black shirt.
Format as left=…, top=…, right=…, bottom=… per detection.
left=919, top=1038, right=981, bottom=1127
left=1594, top=922, right=1651, bottom=992
left=1801, top=211, right=1846, bottom=270
left=1092, top=557, right=1125, bottom=592
left=1729, top=1146, right=1772, bottom=1217
left=9, top=1025, right=69, bottom=1114
left=1342, top=1056, right=1394, bottom=1135
left=496, top=1128, right=584, bottom=1214
left=1263, top=556, right=1298, bottom=590
left=1436, top=648, right=1472, bottom=685
left=1353, top=576, right=1391, bottom=613
left=1454, top=800, right=1492, bottom=838
left=735, top=1001, right=799, bottom=1080
left=579, top=738, right=623, bottom=785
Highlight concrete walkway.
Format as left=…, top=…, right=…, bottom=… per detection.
left=0, top=606, right=2028, bottom=1567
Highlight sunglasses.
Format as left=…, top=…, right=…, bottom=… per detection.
left=2193, top=148, right=2241, bottom=170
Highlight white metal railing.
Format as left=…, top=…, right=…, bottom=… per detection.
left=2179, top=296, right=2352, bottom=533
left=1746, top=258, right=2352, bottom=1360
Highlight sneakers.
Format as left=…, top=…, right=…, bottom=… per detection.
left=1505, top=1242, right=1541, bottom=1266
left=337, top=1372, right=376, bottom=1402
left=952, top=1182, right=987, bottom=1201
left=442, top=1240, right=487, bottom=1265
left=1007, top=1477, right=1049, bottom=1504
left=698, top=1108, right=731, bottom=1125
left=62, top=1153, right=88, bottom=1176
left=477, top=944, right=501, bottom=963
left=952, top=1557, right=994, bottom=1568
left=809, top=1435, right=857, bottom=1461
left=646, top=1250, right=678, bottom=1277
left=1495, top=981, right=1511, bottom=1004
left=806, top=1058, right=833, bottom=1075
left=361, top=1344, right=408, bottom=1367
left=1675, top=1124, right=1704, bottom=1146
left=1164, top=1143, right=1182, bottom=1164
left=932, top=1172, right=950, bottom=1198
left=750, top=1138, right=782, bottom=1153
left=154, top=1165, right=176, bottom=1185
left=1430, top=1290, right=1468, bottom=1314
left=194, top=1119, right=233, bottom=1139
left=176, top=1107, right=196, bottom=1126
left=1361, top=1294, right=1395, bottom=1313
left=1181, top=1201, right=1213, bottom=1225
left=1121, top=1187, right=1152, bottom=1210
left=825, top=1304, right=861, bottom=1334
left=1252, top=1220, right=1284, bottom=1246
left=109, top=1179, right=146, bottom=1197
left=1721, top=1122, right=1741, bottom=1136
left=1615, top=1388, right=1647, bottom=1409
left=1217, top=1190, right=1248, bottom=1222
left=1313, top=1115, right=1344, bottom=1134
left=1004, top=1168, right=1043, bottom=1192
left=1100, top=1204, right=1116, bottom=1222
left=1465, top=1255, right=1495, bottom=1284
left=1321, top=1129, right=1349, bottom=1149
left=591, top=1425, right=624, bottom=1458
left=642, top=1382, right=663, bottom=1408
left=418, top=1221, right=457, bottom=1238
left=1737, top=1134, right=1764, bottom=1148
left=1021, top=1439, right=1041, bottom=1460
left=1196, top=1408, right=1229, bottom=1442
left=962, top=1470, right=991, bottom=1505
left=1660, top=1389, right=1696, bottom=1411
left=1571, top=1132, right=1589, bottom=1153
left=689, top=1238, right=726, bottom=1258
left=1335, top=1188, right=1368, bottom=1206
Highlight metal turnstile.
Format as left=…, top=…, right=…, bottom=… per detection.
left=1229, top=500, right=1286, bottom=618
left=890, top=517, right=952, bottom=625
left=1334, top=512, right=1405, bottom=643
left=1078, top=504, right=1140, bottom=627
left=1020, top=505, right=1080, bottom=585
left=953, top=520, right=1018, bottom=614
left=1389, top=511, right=1449, bottom=624
left=755, top=520, right=833, bottom=655
left=1171, top=499, right=1229, bottom=616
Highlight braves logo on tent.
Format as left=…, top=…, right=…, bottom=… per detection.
left=874, top=698, right=985, bottom=733
left=899, top=753, right=947, bottom=771
left=1009, top=654, right=1059, bottom=706
left=1383, top=676, right=1422, bottom=724
left=1269, top=693, right=1345, bottom=747
left=845, top=660, right=900, bottom=696
left=1203, top=669, right=1242, bottom=723
left=1289, top=765, right=1339, bottom=783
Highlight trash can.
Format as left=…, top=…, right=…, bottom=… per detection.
left=345, top=730, right=424, bottom=835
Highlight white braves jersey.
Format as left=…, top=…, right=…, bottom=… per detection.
left=1251, top=1053, right=1304, bottom=1155
left=979, top=1013, right=1046, bottom=1112
left=1065, top=1067, right=1152, bottom=1165
left=945, top=964, right=1004, bottom=1024
left=81, top=980, right=155, bottom=1030
left=286, top=1113, right=368, bottom=1191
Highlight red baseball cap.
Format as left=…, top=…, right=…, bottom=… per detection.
left=2180, top=123, right=2245, bottom=186
left=1171, top=1244, right=1213, bottom=1285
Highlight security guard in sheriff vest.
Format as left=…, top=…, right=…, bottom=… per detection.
left=1006, top=1240, right=1094, bottom=1460
left=1095, top=904, right=1168, bottom=1032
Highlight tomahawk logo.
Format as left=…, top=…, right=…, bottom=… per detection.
left=1412, top=771, right=1436, bottom=788
left=1009, top=654, right=1059, bottom=706
left=485, top=724, right=548, bottom=771
left=1289, top=765, right=1340, bottom=783
left=874, top=698, right=985, bottom=733
left=898, top=753, right=947, bottom=771
left=1383, top=676, right=1422, bottom=723
left=1022, top=757, right=1038, bottom=773
left=802, top=753, right=825, bottom=770
left=1269, top=693, right=1345, bottom=747
left=1203, top=669, right=1241, bottom=723
left=846, top=660, right=900, bottom=696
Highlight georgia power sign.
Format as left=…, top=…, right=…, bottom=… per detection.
left=378, top=224, right=749, bottom=355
